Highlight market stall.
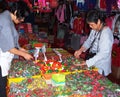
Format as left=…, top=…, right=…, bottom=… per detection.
left=7, top=47, right=120, bottom=97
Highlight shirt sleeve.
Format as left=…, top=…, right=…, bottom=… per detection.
left=86, top=27, right=114, bottom=67
left=82, top=30, right=95, bottom=51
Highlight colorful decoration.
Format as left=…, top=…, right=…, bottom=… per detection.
left=34, top=0, right=52, bottom=13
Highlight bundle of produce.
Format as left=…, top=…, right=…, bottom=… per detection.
left=9, top=59, right=40, bottom=78
left=66, top=70, right=120, bottom=97
left=8, top=77, right=48, bottom=97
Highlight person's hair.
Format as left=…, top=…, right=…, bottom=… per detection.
left=9, top=1, right=30, bottom=19
left=86, top=9, right=106, bottom=24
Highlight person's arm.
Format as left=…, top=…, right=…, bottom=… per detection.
left=9, top=48, right=33, bottom=60
left=86, top=27, right=114, bottom=67
left=74, top=46, right=86, bottom=58
left=19, top=47, right=29, bottom=53
left=74, top=30, right=94, bottom=58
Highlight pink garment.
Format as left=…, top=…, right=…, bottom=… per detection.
left=118, top=0, right=120, bottom=9
left=42, top=0, right=46, bottom=7
left=55, top=4, right=66, bottom=23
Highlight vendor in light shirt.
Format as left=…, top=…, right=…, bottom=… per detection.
left=0, top=1, right=33, bottom=97
left=74, top=10, right=114, bottom=76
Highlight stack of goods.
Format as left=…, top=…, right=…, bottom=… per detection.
left=8, top=59, right=41, bottom=87
left=8, top=59, right=72, bottom=96
left=36, top=56, right=94, bottom=75
left=35, top=48, right=95, bottom=80
left=8, top=77, right=49, bottom=97
left=8, top=70, right=120, bottom=97
left=8, top=48, right=100, bottom=97
left=17, top=23, right=49, bottom=48
left=8, top=78, right=72, bottom=97
left=8, top=59, right=40, bottom=78
left=18, top=32, right=39, bottom=48
left=8, top=59, right=44, bottom=96
left=66, top=70, right=120, bottom=97
left=17, top=23, right=33, bottom=34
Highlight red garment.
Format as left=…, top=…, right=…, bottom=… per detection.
left=73, top=17, right=84, bottom=34
left=99, top=0, right=106, bottom=10
left=49, top=0, right=58, bottom=8
left=105, top=16, right=114, bottom=30
left=112, top=44, right=120, bottom=67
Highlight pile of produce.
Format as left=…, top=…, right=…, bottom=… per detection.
left=36, top=56, right=92, bottom=74
left=66, top=70, right=120, bottom=97
left=9, top=59, right=40, bottom=78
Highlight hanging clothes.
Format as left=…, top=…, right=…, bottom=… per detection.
left=55, top=4, right=66, bottom=23
left=106, top=16, right=115, bottom=30
left=73, top=16, right=84, bottom=34
left=98, top=0, right=117, bottom=12
left=98, top=0, right=106, bottom=10
left=106, top=0, right=118, bottom=13
left=88, top=0, right=97, bottom=9
left=49, top=0, right=58, bottom=8
left=76, top=0, right=85, bottom=10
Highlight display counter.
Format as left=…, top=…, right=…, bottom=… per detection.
left=7, top=48, right=120, bottom=97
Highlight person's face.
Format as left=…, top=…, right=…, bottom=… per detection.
left=12, top=11, right=25, bottom=24
left=14, top=16, right=25, bottom=24
left=87, top=19, right=100, bottom=31
left=88, top=22, right=98, bottom=30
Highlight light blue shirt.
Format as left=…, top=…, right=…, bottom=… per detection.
left=0, top=10, right=20, bottom=52
left=0, top=10, right=20, bottom=76
left=83, top=27, right=114, bottom=76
